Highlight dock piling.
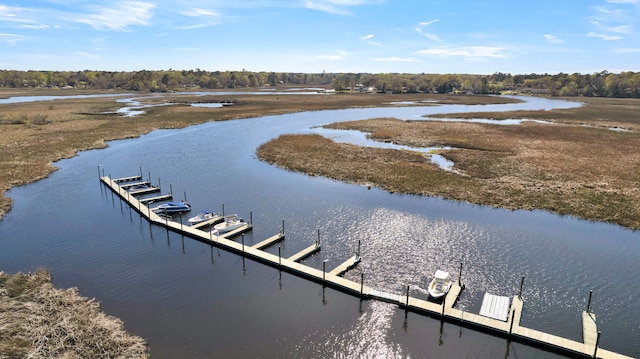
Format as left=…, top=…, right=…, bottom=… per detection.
left=278, top=247, right=282, bottom=266
left=587, top=290, right=593, bottom=313
left=360, top=273, right=364, bottom=295
left=242, top=234, right=245, bottom=253
left=518, top=276, right=525, bottom=300
left=509, top=309, right=515, bottom=334
left=281, top=220, right=285, bottom=235
left=458, top=262, right=463, bottom=286
left=323, top=259, right=328, bottom=283
left=593, top=331, right=601, bottom=358
left=250, top=211, right=253, bottom=225
left=405, top=285, right=410, bottom=307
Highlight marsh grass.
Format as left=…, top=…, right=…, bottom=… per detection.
left=260, top=100, right=640, bottom=229
left=0, top=269, right=148, bottom=358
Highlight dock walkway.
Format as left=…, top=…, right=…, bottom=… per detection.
left=100, top=175, right=632, bottom=359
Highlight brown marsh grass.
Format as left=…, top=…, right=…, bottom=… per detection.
left=0, top=89, right=514, bottom=219
left=258, top=97, right=640, bottom=229
left=0, top=269, right=148, bottom=358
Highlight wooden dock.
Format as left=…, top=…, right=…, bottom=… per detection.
left=100, top=174, right=633, bottom=359
left=139, top=194, right=173, bottom=204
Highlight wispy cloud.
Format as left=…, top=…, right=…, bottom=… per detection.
left=360, top=33, right=381, bottom=46
left=303, top=0, right=368, bottom=15
left=587, top=31, right=623, bottom=40
left=415, top=19, right=442, bottom=42
left=544, top=34, right=563, bottom=44
left=76, top=1, right=155, bottom=31
left=614, top=47, right=640, bottom=53
left=0, top=33, right=26, bottom=45
left=374, top=56, right=419, bottom=62
left=314, top=50, right=348, bottom=60
left=418, top=46, right=506, bottom=59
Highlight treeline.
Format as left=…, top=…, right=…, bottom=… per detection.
left=1, top=69, right=640, bottom=98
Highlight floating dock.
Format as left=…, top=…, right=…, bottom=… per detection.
left=100, top=174, right=632, bottom=359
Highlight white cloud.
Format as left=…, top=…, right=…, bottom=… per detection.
left=0, top=33, right=26, bottom=45
left=418, top=46, right=506, bottom=59
left=587, top=31, right=623, bottom=40
left=607, top=0, right=639, bottom=4
left=76, top=1, right=155, bottom=31
left=614, top=47, right=640, bottom=53
left=360, top=34, right=381, bottom=46
left=303, top=0, right=368, bottom=15
left=181, top=8, right=220, bottom=18
left=314, top=50, right=348, bottom=60
left=374, top=56, right=419, bottom=62
left=419, top=19, right=440, bottom=26
left=415, top=19, right=442, bottom=42
left=544, top=34, right=563, bottom=44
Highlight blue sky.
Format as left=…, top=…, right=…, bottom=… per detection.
left=1, top=0, right=639, bottom=74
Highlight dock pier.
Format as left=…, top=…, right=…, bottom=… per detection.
left=100, top=174, right=632, bottom=359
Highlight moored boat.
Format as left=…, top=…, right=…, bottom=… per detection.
left=428, top=270, right=452, bottom=299
left=151, top=201, right=191, bottom=214
left=211, top=214, right=245, bottom=234
left=188, top=211, right=217, bottom=225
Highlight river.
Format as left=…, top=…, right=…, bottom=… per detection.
left=0, top=94, right=638, bottom=358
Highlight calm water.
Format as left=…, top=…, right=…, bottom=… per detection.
left=1, top=95, right=638, bottom=358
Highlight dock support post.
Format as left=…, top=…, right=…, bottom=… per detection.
left=509, top=309, right=515, bottom=335
left=278, top=247, right=281, bottom=267
left=281, top=220, right=285, bottom=235
left=158, top=177, right=161, bottom=189
left=441, top=298, right=445, bottom=317
left=587, top=290, right=593, bottom=313
left=242, top=234, right=245, bottom=253
left=405, top=285, right=410, bottom=307
left=356, top=240, right=361, bottom=260
left=458, top=262, right=463, bottom=286
left=209, top=230, right=212, bottom=242
left=518, top=276, right=525, bottom=300
left=250, top=211, right=253, bottom=225
left=184, top=191, right=187, bottom=202
left=179, top=213, right=183, bottom=232
left=170, top=184, right=173, bottom=195
left=323, top=259, right=328, bottom=283
left=222, top=203, right=225, bottom=216
left=360, top=273, right=364, bottom=295
left=317, top=229, right=320, bottom=247
left=593, top=331, right=601, bottom=358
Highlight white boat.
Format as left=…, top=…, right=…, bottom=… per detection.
left=428, top=270, right=452, bottom=299
left=212, top=214, right=245, bottom=234
left=151, top=201, right=191, bottom=214
left=188, top=211, right=217, bottom=225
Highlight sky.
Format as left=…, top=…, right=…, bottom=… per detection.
left=1, top=0, right=639, bottom=74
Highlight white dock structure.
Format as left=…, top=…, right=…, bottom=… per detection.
left=100, top=174, right=633, bottom=359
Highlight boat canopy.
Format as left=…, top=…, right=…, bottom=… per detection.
left=434, top=270, right=450, bottom=280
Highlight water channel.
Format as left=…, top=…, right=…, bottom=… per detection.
left=1, top=94, right=638, bottom=358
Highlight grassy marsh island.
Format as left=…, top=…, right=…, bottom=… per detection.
left=257, top=96, right=640, bottom=229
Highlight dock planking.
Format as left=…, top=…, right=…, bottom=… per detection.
left=128, top=186, right=160, bottom=196
left=252, top=233, right=285, bottom=250
left=328, top=255, right=361, bottom=276
left=288, top=243, right=321, bottom=262
left=190, top=216, right=224, bottom=230
left=139, top=194, right=173, bottom=204
left=100, top=175, right=633, bottom=359
left=113, top=175, right=142, bottom=183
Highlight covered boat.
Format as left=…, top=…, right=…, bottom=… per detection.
left=428, top=270, right=452, bottom=299
left=151, top=201, right=191, bottom=214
